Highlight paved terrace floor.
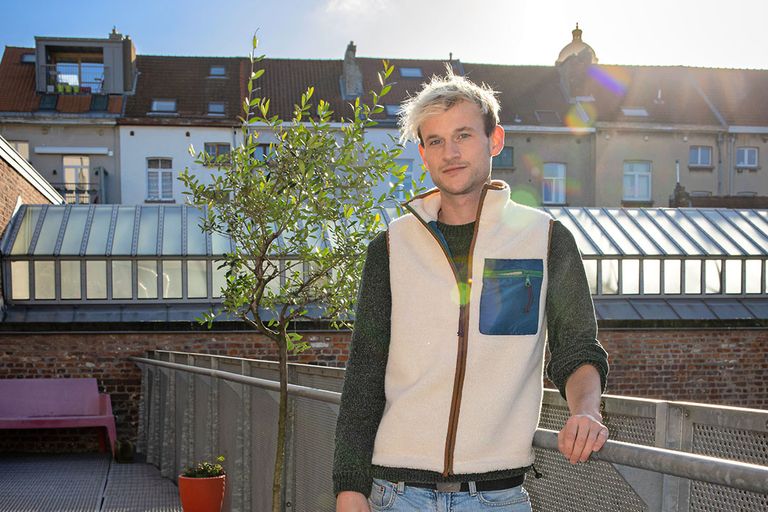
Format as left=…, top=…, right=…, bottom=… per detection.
left=0, top=454, right=181, bottom=511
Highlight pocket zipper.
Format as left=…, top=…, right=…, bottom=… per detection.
left=483, top=269, right=543, bottom=279
left=483, top=269, right=542, bottom=313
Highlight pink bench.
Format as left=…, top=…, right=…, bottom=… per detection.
left=0, top=378, right=117, bottom=456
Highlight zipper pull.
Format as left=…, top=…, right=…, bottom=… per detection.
left=531, top=464, right=543, bottom=479
left=525, top=275, right=531, bottom=288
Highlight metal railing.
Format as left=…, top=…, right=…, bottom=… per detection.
left=132, top=351, right=768, bottom=512
left=43, top=63, right=108, bottom=94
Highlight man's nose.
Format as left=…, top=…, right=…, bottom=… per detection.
left=443, top=138, right=461, bottom=159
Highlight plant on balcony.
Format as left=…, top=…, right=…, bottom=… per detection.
left=179, top=36, right=414, bottom=512
left=178, top=456, right=226, bottom=512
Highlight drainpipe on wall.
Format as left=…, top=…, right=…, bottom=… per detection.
left=728, top=134, right=736, bottom=196
left=715, top=132, right=724, bottom=196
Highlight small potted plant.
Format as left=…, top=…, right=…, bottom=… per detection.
left=177, top=455, right=226, bottom=512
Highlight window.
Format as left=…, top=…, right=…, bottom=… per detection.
left=736, top=147, right=758, bottom=169
left=391, top=159, right=413, bottom=200
left=209, top=65, right=226, bottom=77
left=146, top=158, right=174, bottom=201
left=8, top=141, right=29, bottom=160
left=493, top=146, right=514, bottom=169
left=542, top=163, right=566, bottom=204
left=621, top=107, right=649, bottom=117
left=150, top=99, right=177, bottom=113
left=62, top=156, right=91, bottom=204
left=90, top=94, right=109, bottom=112
left=623, top=161, right=651, bottom=201
left=385, top=104, right=400, bottom=117
left=207, top=102, right=225, bottom=116
left=689, top=146, right=712, bottom=168
left=39, top=94, right=57, bottom=110
left=20, top=53, right=35, bottom=64
left=204, top=143, right=231, bottom=165
left=535, top=110, right=561, bottom=124
left=399, top=67, right=422, bottom=78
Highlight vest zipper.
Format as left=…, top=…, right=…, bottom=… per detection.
left=402, top=185, right=492, bottom=477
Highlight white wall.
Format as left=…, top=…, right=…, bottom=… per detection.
left=118, top=125, right=242, bottom=205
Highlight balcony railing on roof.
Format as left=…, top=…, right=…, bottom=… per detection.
left=43, top=63, right=109, bottom=94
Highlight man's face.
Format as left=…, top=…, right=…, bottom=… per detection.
left=418, top=100, right=504, bottom=199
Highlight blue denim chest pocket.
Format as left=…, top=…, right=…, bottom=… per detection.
left=479, top=258, right=544, bottom=335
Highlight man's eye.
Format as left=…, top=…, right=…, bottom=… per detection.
left=429, top=139, right=443, bottom=146
left=457, top=133, right=470, bottom=140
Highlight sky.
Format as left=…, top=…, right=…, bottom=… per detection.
left=0, top=0, right=766, bottom=69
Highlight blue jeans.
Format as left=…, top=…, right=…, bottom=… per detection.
left=368, top=478, right=532, bottom=511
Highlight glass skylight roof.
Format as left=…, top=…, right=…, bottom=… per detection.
left=1, top=205, right=766, bottom=307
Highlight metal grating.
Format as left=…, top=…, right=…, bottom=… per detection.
left=101, top=462, right=181, bottom=512
left=0, top=454, right=109, bottom=512
left=0, top=454, right=181, bottom=512
left=528, top=448, right=647, bottom=512
left=689, top=423, right=768, bottom=511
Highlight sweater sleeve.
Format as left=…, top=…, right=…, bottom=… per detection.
left=332, top=231, right=391, bottom=496
left=545, top=220, right=609, bottom=400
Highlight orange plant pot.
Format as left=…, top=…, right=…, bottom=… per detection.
left=178, top=474, right=226, bottom=512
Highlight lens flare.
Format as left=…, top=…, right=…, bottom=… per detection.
left=565, top=102, right=597, bottom=131
left=588, top=66, right=630, bottom=96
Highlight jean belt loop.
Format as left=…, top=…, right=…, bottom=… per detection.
left=395, top=481, right=405, bottom=494
left=468, top=481, right=478, bottom=496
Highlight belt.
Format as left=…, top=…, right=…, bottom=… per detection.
left=404, top=474, right=525, bottom=493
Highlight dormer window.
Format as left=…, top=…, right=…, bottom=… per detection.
left=151, top=99, right=177, bottom=113
left=207, top=102, right=225, bottom=116
left=21, top=53, right=35, bottom=64
left=209, top=65, right=226, bottom=77
left=399, top=67, right=422, bottom=78
left=535, top=110, right=562, bottom=125
left=621, top=107, right=649, bottom=117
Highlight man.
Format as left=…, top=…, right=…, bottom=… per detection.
left=334, top=71, right=609, bottom=511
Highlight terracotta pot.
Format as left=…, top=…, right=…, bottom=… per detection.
left=178, top=474, right=226, bottom=512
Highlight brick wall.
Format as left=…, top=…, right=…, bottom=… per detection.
left=598, top=328, right=768, bottom=409
left=0, top=326, right=765, bottom=454
left=0, top=156, right=49, bottom=236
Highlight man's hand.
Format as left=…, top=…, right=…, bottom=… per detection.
left=558, top=412, right=609, bottom=464
left=336, top=491, right=370, bottom=512
left=559, top=364, right=609, bottom=464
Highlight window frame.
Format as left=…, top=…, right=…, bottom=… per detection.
left=209, top=65, right=226, bottom=78
left=150, top=99, right=177, bottom=114
left=207, top=102, right=226, bottom=116
left=542, top=162, right=566, bottom=205
left=688, top=145, right=713, bottom=169
left=399, top=67, right=423, bottom=78
left=623, top=160, right=652, bottom=202
left=736, top=146, right=759, bottom=169
left=146, top=157, right=174, bottom=202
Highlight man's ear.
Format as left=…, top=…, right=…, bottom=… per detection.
left=418, top=143, right=429, bottom=171
left=490, top=125, right=505, bottom=157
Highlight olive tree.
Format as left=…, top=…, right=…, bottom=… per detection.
left=179, top=38, right=409, bottom=512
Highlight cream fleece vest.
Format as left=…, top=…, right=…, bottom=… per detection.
left=372, top=181, right=552, bottom=476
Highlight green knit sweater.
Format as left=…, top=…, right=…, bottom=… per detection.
left=333, top=220, right=609, bottom=496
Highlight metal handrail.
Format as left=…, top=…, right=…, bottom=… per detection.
left=131, top=356, right=768, bottom=495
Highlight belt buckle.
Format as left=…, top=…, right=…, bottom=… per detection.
left=436, top=482, right=462, bottom=492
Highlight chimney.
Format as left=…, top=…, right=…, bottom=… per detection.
left=342, top=41, right=363, bottom=100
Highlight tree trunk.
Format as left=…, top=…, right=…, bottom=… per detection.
left=271, top=338, right=289, bottom=512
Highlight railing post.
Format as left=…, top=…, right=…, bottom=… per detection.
left=657, top=401, right=693, bottom=511
left=146, top=360, right=162, bottom=466
left=179, top=353, right=196, bottom=475
left=236, top=359, right=253, bottom=512
left=159, top=354, right=178, bottom=478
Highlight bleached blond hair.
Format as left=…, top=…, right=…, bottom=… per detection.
left=398, top=68, right=501, bottom=145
